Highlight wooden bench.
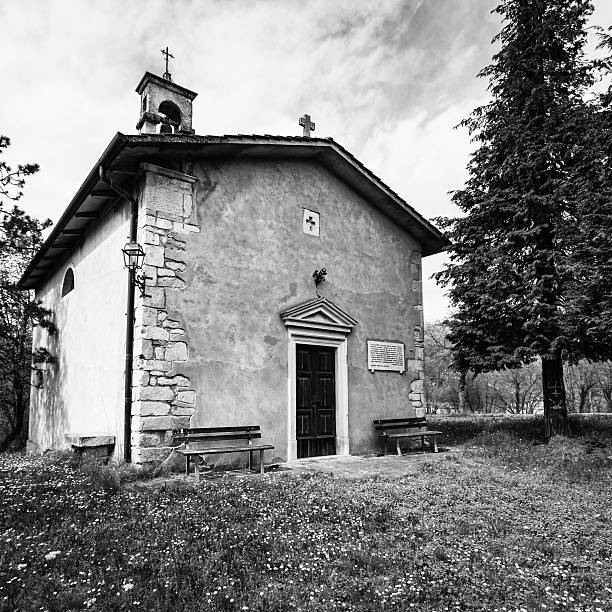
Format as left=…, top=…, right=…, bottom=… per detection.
left=173, top=426, right=274, bottom=479
left=373, top=417, right=442, bottom=455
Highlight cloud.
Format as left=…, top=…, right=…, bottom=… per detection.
left=1, top=0, right=610, bottom=322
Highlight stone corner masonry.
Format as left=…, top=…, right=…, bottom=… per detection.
left=130, top=163, right=200, bottom=464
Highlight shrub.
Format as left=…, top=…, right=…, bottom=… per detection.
left=429, top=412, right=612, bottom=444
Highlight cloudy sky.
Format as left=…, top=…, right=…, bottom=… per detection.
left=2, top=0, right=612, bottom=321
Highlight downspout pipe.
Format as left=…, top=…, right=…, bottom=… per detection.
left=99, top=166, right=138, bottom=463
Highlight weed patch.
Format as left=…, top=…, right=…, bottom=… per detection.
left=0, top=450, right=610, bottom=611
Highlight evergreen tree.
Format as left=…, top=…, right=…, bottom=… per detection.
left=435, top=0, right=611, bottom=437
left=0, top=136, right=53, bottom=451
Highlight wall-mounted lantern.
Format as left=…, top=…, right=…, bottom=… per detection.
left=121, top=241, right=149, bottom=297
left=122, top=241, right=146, bottom=271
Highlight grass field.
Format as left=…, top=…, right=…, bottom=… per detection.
left=1, top=432, right=611, bottom=611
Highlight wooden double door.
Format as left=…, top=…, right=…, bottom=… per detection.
left=296, top=344, right=336, bottom=458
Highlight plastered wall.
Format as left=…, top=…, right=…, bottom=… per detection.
left=28, top=204, right=130, bottom=458
left=165, top=158, right=424, bottom=460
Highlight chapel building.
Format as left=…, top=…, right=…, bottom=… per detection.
left=19, top=68, right=448, bottom=464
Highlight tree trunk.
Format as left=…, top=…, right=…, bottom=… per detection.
left=541, top=354, right=569, bottom=439
left=458, top=370, right=466, bottom=413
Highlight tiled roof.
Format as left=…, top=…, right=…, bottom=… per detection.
left=19, top=133, right=448, bottom=289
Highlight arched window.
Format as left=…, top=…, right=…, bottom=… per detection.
left=61, top=268, right=74, bottom=297
left=158, top=100, right=182, bottom=133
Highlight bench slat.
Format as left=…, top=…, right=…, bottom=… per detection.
left=174, top=432, right=262, bottom=443
left=176, top=426, right=260, bottom=434
left=381, top=431, right=443, bottom=438
left=373, top=417, right=427, bottom=425
left=178, top=444, right=274, bottom=456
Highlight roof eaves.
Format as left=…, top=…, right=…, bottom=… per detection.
left=17, top=132, right=129, bottom=289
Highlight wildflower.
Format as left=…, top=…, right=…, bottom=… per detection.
left=123, top=582, right=134, bottom=591
left=44, top=551, right=61, bottom=561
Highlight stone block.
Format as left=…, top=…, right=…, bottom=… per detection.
left=176, top=390, right=195, bottom=404
left=158, top=311, right=167, bottom=322
left=415, top=347, right=424, bottom=361
left=144, top=287, right=165, bottom=308
left=165, top=259, right=186, bottom=272
left=135, top=386, right=175, bottom=402
left=144, top=229, right=160, bottom=245
left=132, top=370, right=150, bottom=387
left=144, top=244, right=165, bottom=267
left=142, top=326, right=169, bottom=341
left=132, top=446, right=175, bottom=464
left=410, top=379, right=424, bottom=394
left=65, top=433, right=115, bottom=447
left=157, top=277, right=185, bottom=289
left=134, top=306, right=159, bottom=327
left=136, top=416, right=174, bottom=431
left=172, top=405, right=196, bottom=416
left=409, top=393, right=423, bottom=403
left=406, top=359, right=424, bottom=372
left=157, top=375, right=190, bottom=386
left=154, top=346, right=165, bottom=359
left=163, top=319, right=182, bottom=328
left=411, top=280, right=422, bottom=294
left=133, top=338, right=153, bottom=360
left=157, top=268, right=175, bottom=277
left=173, top=416, right=192, bottom=429
left=143, top=265, right=158, bottom=285
left=132, top=400, right=171, bottom=416
left=147, top=178, right=185, bottom=217
left=165, top=252, right=186, bottom=269
left=154, top=217, right=173, bottom=229
left=141, top=214, right=158, bottom=228
left=136, top=359, right=172, bottom=372
left=410, top=263, right=420, bottom=274
left=131, top=432, right=161, bottom=447
left=166, top=342, right=188, bottom=361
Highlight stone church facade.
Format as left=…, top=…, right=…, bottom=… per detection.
left=20, top=70, right=447, bottom=464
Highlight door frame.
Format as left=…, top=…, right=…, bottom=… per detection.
left=280, top=297, right=358, bottom=462
left=287, top=328, right=349, bottom=461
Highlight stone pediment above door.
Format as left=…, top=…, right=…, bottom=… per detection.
left=280, top=296, right=358, bottom=335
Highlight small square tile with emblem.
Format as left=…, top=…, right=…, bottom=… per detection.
left=303, top=209, right=320, bottom=236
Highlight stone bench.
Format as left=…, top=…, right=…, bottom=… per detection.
left=64, top=433, right=116, bottom=458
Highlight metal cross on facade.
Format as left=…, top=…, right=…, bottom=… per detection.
left=161, top=46, right=174, bottom=80
left=299, top=114, right=315, bottom=137
left=305, top=215, right=316, bottom=230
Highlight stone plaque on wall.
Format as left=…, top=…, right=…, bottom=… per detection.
left=367, top=340, right=405, bottom=373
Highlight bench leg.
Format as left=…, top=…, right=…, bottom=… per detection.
left=260, top=449, right=264, bottom=474
left=248, top=450, right=252, bottom=471
left=433, top=436, right=438, bottom=453
left=185, top=455, right=189, bottom=476
left=194, top=457, right=200, bottom=480
left=421, top=435, right=425, bottom=451
left=396, top=438, right=402, bottom=456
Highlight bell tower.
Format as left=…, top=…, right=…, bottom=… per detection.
left=135, top=49, right=197, bottom=135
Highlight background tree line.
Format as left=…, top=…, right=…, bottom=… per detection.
left=424, top=322, right=612, bottom=415
left=0, top=136, right=53, bottom=451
